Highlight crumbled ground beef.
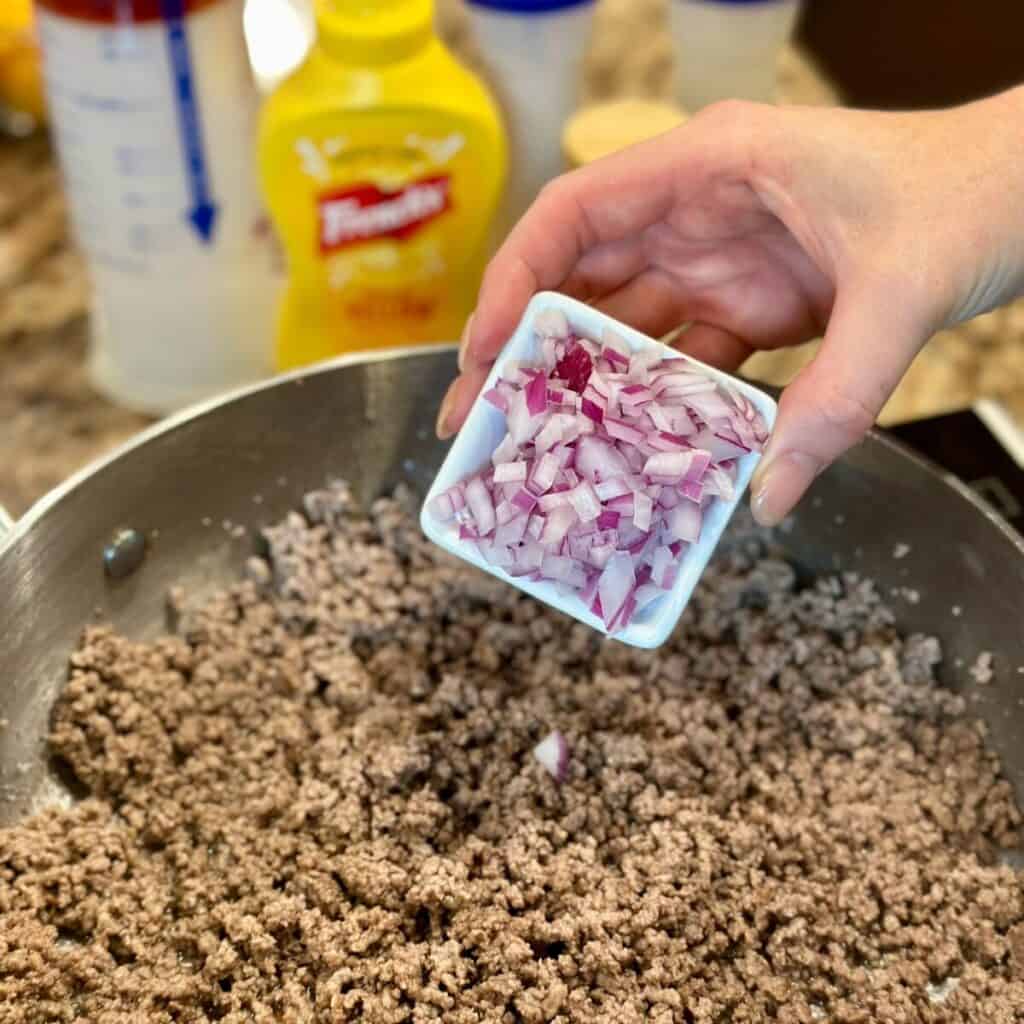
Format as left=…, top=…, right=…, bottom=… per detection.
left=1, top=482, right=1022, bottom=1023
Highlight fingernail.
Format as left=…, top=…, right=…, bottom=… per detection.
left=457, top=313, right=476, bottom=373
left=436, top=382, right=458, bottom=440
left=751, top=451, right=822, bottom=527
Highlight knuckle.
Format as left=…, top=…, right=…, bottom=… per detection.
left=694, top=98, right=761, bottom=135
left=536, top=174, right=574, bottom=211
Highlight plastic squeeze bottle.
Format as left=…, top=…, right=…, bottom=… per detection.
left=35, top=0, right=277, bottom=414
left=258, top=0, right=507, bottom=371
left=463, top=0, right=595, bottom=229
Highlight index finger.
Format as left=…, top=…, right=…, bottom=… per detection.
left=463, top=134, right=682, bottom=371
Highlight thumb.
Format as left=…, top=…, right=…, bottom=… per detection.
left=750, top=274, right=934, bottom=526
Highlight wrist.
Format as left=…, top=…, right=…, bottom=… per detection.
left=946, top=85, right=1024, bottom=323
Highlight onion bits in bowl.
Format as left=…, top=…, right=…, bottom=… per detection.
left=421, top=293, right=777, bottom=648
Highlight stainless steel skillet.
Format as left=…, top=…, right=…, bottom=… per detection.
left=1, top=347, right=1022, bottom=827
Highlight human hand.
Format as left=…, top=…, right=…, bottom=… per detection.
left=437, top=90, right=1024, bottom=525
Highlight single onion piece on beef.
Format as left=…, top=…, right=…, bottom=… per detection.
left=533, top=730, right=570, bottom=783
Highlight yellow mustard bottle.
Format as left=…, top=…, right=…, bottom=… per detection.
left=258, top=0, right=507, bottom=370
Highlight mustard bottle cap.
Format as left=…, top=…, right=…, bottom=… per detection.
left=315, top=0, right=434, bottom=64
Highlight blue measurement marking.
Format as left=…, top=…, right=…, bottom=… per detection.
left=159, top=0, right=218, bottom=243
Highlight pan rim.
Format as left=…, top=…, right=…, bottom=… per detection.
left=1, top=347, right=1022, bottom=567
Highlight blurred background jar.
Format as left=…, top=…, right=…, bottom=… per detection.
left=669, top=0, right=802, bottom=111
left=0, top=0, right=47, bottom=135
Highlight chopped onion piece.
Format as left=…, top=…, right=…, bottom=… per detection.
left=668, top=502, right=702, bottom=544
left=604, top=418, right=645, bottom=445
left=581, top=397, right=605, bottom=423
left=529, top=452, right=561, bottom=495
left=535, top=309, right=569, bottom=340
left=483, top=388, right=508, bottom=412
left=494, top=461, right=527, bottom=484
left=466, top=477, right=495, bottom=536
left=525, top=372, right=548, bottom=416
left=533, top=730, right=570, bottom=783
left=633, top=492, right=653, bottom=532
left=495, top=514, right=528, bottom=547
left=576, top=436, right=630, bottom=483
left=598, top=553, right=635, bottom=628
left=567, top=481, right=602, bottom=523
left=495, top=500, right=517, bottom=526
left=533, top=415, right=565, bottom=454
left=429, top=492, right=456, bottom=521
left=541, top=554, right=587, bottom=588
left=634, top=584, right=665, bottom=612
left=540, top=505, right=577, bottom=547
left=595, top=477, right=631, bottom=501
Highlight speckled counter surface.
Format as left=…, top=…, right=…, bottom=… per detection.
left=1, top=0, right=1023, bottom=518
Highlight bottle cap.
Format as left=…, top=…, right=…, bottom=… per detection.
left=465, top=1, right=592, bottom=11
left=315, top=0, right=434, bottom=64
left=562, top=99, right=688, bottom=169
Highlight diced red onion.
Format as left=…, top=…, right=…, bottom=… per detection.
left=689, top=427, right=748, bottom=463
left=553, top=341, right=593, bottom=394
left=494, top=461, right=527, bottom=484
left=667, top=502, right=702, bottom=544
left=680, top=480, right=703, bottom=503
left=480, top=542, right=514, bottom=568
left=541, top=554, right=588, bottom=588
left=538, top=490, right=572, bottom=513
left=567, top=480, right=602, bottom=523
left=495, top=514, right=528, bottom=547
left=534, top=415, right=565, bottom=454
left=429, top=492, right=456, bottom=521
left=540, top=505, right=577, bottom=547
left=633, top=492, right=653, bottom=532
left=528, top=451, right=561, bottom=495
left=525, top=372, right=549, bottom=416
left=581, top=397, right=604, bottom=423
left=606, top=493, right=634, bottom=515
left=495, top=500, right=517, bottom=527
left=466, top=477, right=495, bottom=536
left=511, top=488, right=538, bottom=513
left=483, top=388, right=508, bottom=412
left=598, top=553, right=635, bottom=626
left=634, top=584, right=665, bottom=612
left=432, top=307, right=768, bottom=633
left=533, top=729, right=570, bottom=783
left=576, top=436, right=630, bottom=483
left=595, top=477, right=631, bottom=501
left=604, top=418, right=645, bottom=446
left=535, top=309, right=569, bottom=340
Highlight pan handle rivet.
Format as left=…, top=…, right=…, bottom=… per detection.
left=103, top=527, right=147, bottom=579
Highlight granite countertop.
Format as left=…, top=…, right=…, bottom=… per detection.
left=1, top=0, right=1023, bottom=518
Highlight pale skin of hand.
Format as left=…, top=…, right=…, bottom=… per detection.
left=437, top=89, right=1024, bottom=525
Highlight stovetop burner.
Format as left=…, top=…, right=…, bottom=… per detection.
left=886, top=401, right=1024, bottom=537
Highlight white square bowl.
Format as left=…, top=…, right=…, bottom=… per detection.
left=420, top=291, right=778, bottom=649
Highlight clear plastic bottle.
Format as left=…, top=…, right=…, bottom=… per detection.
left=464, top=0, right=595, bottom=228
left=669, top=0, right=802, bottom=112
left=36, top=0, right=276, bottom=414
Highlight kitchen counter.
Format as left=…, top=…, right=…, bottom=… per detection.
left=1, top=0, right=1023, bottom=518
